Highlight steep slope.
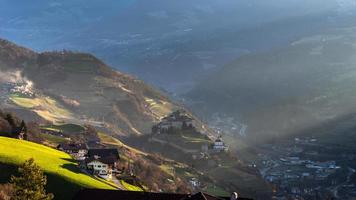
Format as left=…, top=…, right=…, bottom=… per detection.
left=0, top=38, right=200, bottom=136
left=0, top=39, right=271, bottom=199
left=187, top=25, right=356, bottom=142
left=0, top=137, right=116, bottom=200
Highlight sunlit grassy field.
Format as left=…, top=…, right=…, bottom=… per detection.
left=9, top=94, right=73, bottom=123
left=40, top=133, right=69, bottom=145
left=144, top=97, right=174, bottom=119
left=0, top=137, right=116, bottom=199
left=41, top=123, right=85, bottom=134
left=120, top=180, right=144, bottom=191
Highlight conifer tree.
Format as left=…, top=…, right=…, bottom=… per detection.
left=19, top=120, right=27, bottom=140
left=10, top=158, right=53, bottom=200
left=20, top=121, right=27, bottom=133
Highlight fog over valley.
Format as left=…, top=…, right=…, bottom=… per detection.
left=1, top=1, right=356, bottom=200
left=2, top=0, right=356, bottom=92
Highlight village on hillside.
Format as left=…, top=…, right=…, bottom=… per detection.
left=1, top=80, right=241, bottom=196
left=57, top=143, right=120, bottom=180
left=55, top=110, right=230, bottom=180
left=1, top=88, right=257, bottom=200
left=51, top=110, right=233, bottom=192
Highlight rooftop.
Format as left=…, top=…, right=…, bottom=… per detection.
left=86, top=155, right=118, bottom=165
left=58, top=143, right=88, bottom=151
left=87, top=148, right=120, bottom=159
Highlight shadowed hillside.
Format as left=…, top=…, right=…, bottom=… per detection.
left=0, top=38, right=208, bottom=136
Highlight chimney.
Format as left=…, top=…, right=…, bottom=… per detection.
left=230, top=192, right=239, bottom=200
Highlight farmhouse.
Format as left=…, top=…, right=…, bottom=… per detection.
left=86, top=156, right=117, bottom=179
left=57, top=143, right=88, bottom=160
left=86, top=148, right=120, bottom=179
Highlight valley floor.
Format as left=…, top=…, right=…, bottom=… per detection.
left=241, top=121, right=356, bottom=200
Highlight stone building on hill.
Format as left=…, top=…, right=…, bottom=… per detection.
left=153, top=110, right=194, bottom=134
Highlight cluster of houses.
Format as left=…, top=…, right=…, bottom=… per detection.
left=0, top=82, right=34, bottom=97
left=57, top=143, right=120, bottom=180
left=153, top=110, right=194, bottom=134
left=262, top=154, right=341, bottom=182
left=257, top=136, right=348, bottom=200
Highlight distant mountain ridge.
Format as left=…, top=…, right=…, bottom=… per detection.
left=2, top=0, right=355, bottom=93
left=187, top=25, right=356, bottom=142
left=0, top=38, right=207, bottom=136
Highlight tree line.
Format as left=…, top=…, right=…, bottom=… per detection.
left=0, top=110, right=26, bottom=139
left=0, top=110, right=43, bottom=142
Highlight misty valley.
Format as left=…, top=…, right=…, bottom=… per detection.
left=1, top=1, right=356, bottom=200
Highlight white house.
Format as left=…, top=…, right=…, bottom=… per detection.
left=86, top=159, right=113, bottom=179
left=213, top=137, right=228, bottom=152
left=86, top=149, right=120, bottom=180
left=189, top=178, right=200, bottom=188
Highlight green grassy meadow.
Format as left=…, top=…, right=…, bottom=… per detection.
left=41, top=123, right=85, bottom=134
left=39, top=133, right=69, bottom=145
left=120, top=180, right=144, bottom=191
left=0, top=136, right=116, bottom=199
left=9, top=94, right=74, bottom=123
